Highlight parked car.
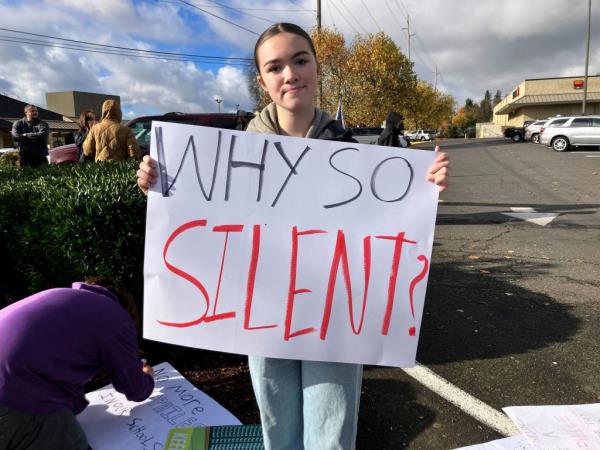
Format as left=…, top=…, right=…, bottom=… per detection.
left=126, top=111, right=254, bottom=156
left=48, top=143, right=79, bottom=164
left=524, top=120, right=547, bottom=143
left=351, top=127, right=383, bottom=145
left=539, top=115, right=600, bottom=152
left=405, top=129, right=434, bottom=141
left=503, top=120, right=535, bottom=142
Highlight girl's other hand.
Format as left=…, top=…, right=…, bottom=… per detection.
left=137, top=155, right=158, bottom=196
left=426, top=145, right=449, bottom=192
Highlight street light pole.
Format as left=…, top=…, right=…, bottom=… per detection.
left=215, top=97, right=223, bottom=113
left=582, top=0, right=591, bottom=115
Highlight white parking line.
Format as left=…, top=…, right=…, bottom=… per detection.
left=402, top=363, right=520, bottom=436
left=585, top=155, right=600, bottom=158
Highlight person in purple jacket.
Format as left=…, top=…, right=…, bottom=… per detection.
left=0, top=278, right=155, bottom=450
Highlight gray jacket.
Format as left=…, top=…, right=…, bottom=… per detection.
left=11, top=118, right=50, bottom=156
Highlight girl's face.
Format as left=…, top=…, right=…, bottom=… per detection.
left=256, top=32, right=317, bottom=113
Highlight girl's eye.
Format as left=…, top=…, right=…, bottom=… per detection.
left=267, top=65, right=281, bottom=73
left=296, top=58, right=307, bottom=66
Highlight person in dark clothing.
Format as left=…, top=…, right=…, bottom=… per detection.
left=0, top=278, right=155, bottom=450
left=11, top=105, right=50, bottom=167
left=74, top=109, right=97, bottom=161
left=377, top=111, right=408, bottom=147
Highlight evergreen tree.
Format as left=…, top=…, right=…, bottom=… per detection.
left=493, top=89, right=502, bottom=107
left=479, top=90, right=493, bottom=122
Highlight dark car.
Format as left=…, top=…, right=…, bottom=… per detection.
left=503, top=120, right=535, bottom=142
left=126, top=111, right=254, bottom=156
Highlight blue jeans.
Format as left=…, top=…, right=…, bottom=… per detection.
left=248, top=356, right=363, bottom=450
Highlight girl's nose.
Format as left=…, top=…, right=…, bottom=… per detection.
left=283, top=65, right=299, bottom=83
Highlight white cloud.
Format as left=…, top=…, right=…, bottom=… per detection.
left=1, top=0, right=598, bottom=118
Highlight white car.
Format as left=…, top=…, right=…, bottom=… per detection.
left=524, top=120, right=547, bottom=143
left=405, top=129, right=433, bottom=141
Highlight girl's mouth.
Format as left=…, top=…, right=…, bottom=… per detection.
left=284, top=86, right=305, bottom=95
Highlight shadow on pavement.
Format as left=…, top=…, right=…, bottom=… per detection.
left=417, top=259, right=581, bottom=365
left=357, top=379, right=433, bottom=450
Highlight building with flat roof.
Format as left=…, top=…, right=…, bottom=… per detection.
left=493, top=75, right=600, bottom=127
left=46, top=90, right=120, bottom=120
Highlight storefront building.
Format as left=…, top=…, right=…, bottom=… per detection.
left=493, top=75, right=600, bottom=127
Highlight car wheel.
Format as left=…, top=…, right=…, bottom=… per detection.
left=551, top=136, right=569, bottom=152
left=511, top=132, right=523, bottom=142
left=532, top=134, right=540, bottom=144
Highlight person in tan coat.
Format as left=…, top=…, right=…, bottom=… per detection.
left=82, top=100, right=140, bottom=162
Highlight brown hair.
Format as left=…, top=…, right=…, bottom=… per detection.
left=78, top=110, right=96, bottom=132
left=253, top=22, right=317, bottom=73
left=84, top=276, right=140, bottom=332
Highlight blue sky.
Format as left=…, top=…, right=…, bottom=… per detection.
left=0, top=0, right=598, bottom=119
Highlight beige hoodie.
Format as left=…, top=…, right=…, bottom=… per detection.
left=83, top=100, right=139, bottom=162
left=246, top=102, right=334, bottom=139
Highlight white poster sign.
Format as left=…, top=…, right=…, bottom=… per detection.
left=503, top=403, right=600, bottom=450
left=143, top=122, right=439, bottom=367
left=78, top=362, right=240, bottom=450
left=454, top=436, right=533, bottom=450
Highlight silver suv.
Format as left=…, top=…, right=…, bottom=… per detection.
left=539, top=115, right=600, bottom=152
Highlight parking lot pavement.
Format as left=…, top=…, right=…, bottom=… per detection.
left=356, top=138, right=600, bottom=449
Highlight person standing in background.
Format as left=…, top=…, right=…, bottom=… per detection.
left=377, top=111, right=409, bottom=148
left=74, top=110, right=97, bottom=161
left=11, top=105, right=50, bottom=168
left=82, top=99, right=139, bottom=162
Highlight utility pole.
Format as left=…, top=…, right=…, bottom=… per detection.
left=582, top=0, right=591, bottom=115
left=317, top=0, right=321, bottom=30
left=402, top=15, right=416, bottom=64
left=433, top=65, right=440, bottom=91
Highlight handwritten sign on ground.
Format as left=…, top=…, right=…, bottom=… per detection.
left=503, top=403, right=600, bottom=450
left=455, top=436, right=533, bottom=450
left=144, top=122, right=439, bottom=367
left=77, top=362, right=240, bottom=450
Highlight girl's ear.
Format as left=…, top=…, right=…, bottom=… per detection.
left=257, top=74, right=268, bottom=92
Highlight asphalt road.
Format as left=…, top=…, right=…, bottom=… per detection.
left=356, top=138, right=600, bottom=449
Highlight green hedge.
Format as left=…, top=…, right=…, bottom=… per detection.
left=0, top=161, right=146, bottom=302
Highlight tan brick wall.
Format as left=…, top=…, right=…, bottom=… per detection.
left=476, top=122, right=503, bottom=137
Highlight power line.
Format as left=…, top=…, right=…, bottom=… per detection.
left=337, top=0, right=369, bottom=34
left=358, top=0, right=383, bottom=32
left=175, top=0, right=260, bottom=35
left=0, top=36, right=252, bottom=66
left=0, top=27, right=252, bottom=62
left=392, top=1, right=438, bottom=78
left=286, top=0, right=315, bottom=13
left=327, top=0, right=337, bottom=29
left=191, top=0, right=275, bottom=24
left=156, top=0, right=313, bottom=12
left=328, top=0, right=360, bottom=34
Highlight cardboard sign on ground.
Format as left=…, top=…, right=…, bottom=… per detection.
left=78, top=362, right=240, bottom=450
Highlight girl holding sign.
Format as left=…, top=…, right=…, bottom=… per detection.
left=137, top=22, right=448, bottom=450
